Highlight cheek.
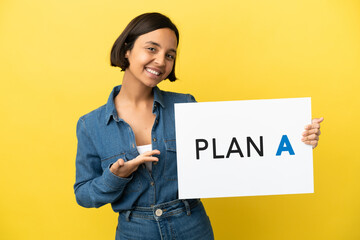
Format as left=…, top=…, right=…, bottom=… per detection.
left=129, top=52, right=150, bottom=68
left=166, top=62, right=175, bottom=73
left=136, top=54, right=151, bottom=65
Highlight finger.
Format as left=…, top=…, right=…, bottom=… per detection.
left=131, top=156, right=159, bottom=166
left=304, top=124, right=311, bottom=130
left=141, top=156, right=159, bottom=163
left=305, top=123, right=320, bottom=130
left=312, top=117, right=324, bottom=124
left=110, top=158, right=125, bottom=175
left=117, top=158, right=125, bottom=167
left=303, top=140, right=318, bottom=148
left=141, top=149, right=161, bottom=157
left=302, top=134, right=319, bottom=141
left=302, top=128, right=320, bottom=136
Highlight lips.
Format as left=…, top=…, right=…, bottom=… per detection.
left=145, top=67, right=162, bottom=76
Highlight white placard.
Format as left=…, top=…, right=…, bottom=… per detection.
left=175, top=98, right=313, bottom=199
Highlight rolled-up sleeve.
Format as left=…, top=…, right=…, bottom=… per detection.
left=73, top=117, right=132, bottom=208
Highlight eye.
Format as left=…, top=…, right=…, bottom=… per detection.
left=166, top=54, right=175, bottom=60
left=147, top=47, right=156, bottom=52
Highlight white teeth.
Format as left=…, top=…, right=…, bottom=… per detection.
left=146, top=68, right=160, bottom=76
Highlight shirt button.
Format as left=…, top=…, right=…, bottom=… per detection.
left=132, top=143, right=135, bottom=148
left=150, top=182, right=155, bottom=186
left=153, top=162, right=158, bottom=165
left=153, top=137, right=157, bottom=142
left=155, top=119, right=159, bottom=124
left=155, top=209, right=163, bottom=217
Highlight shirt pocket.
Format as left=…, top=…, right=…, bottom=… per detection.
left=164, top=139, right=178, bottom=181
left=101, top=153, right=142, bottom=193
left=101, top=153, right=126, bottom=170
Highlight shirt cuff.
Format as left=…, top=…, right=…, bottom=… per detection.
left=103, top=164, right=133, bottom=190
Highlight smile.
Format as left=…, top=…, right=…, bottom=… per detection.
left=145, top=68, right=161, bottom=76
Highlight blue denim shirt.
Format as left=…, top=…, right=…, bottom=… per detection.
left=74, top=85, right=196, bottom=212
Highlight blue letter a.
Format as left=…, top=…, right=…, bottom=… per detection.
left=276, top=135, right=295, bottom=156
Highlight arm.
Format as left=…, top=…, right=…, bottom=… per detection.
left=73, top=118, right=133, bottom=208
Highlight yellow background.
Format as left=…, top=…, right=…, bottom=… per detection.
left=1, top=0, right=359, bottom=239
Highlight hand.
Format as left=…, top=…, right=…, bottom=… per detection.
left=302, top=117, right=324, bottom=149
left=110, top=149, right=160, bottom=178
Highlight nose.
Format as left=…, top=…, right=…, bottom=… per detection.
left=154, top=54, right=166, bottom=67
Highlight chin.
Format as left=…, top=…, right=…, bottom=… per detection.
left=143, top=79, right=163, bottom=88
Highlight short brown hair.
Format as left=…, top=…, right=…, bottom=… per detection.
left=110, top=12, right=179, bottom=82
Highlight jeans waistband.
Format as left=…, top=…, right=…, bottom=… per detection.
left=121, top=199, right=201, bottom=221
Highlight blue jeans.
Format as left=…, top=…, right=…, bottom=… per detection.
left=115, top=199, right=214, bottom=240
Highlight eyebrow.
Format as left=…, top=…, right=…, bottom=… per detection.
left=145, top=41, right=177, bottom=53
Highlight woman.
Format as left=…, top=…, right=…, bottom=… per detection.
left=74, top=12, right=323, bottom=240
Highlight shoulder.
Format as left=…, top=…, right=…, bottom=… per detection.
left=77, top=104, right=107, bottom=129
left=159, top=89, right=197, bottom=104
left=78, top=85, right=120, bottom=126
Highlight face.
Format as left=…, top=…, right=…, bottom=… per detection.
left=125, top=28, right=178, bottom=88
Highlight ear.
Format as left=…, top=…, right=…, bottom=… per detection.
left=124, top=43, right=129, bottom=58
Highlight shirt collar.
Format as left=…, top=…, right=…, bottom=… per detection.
left=153, top=85, right=165, bottom=109
left=105, top=85, right=165, bottom=125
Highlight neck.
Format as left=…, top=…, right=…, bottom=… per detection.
left=116, top=72, right=154, bottom=106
